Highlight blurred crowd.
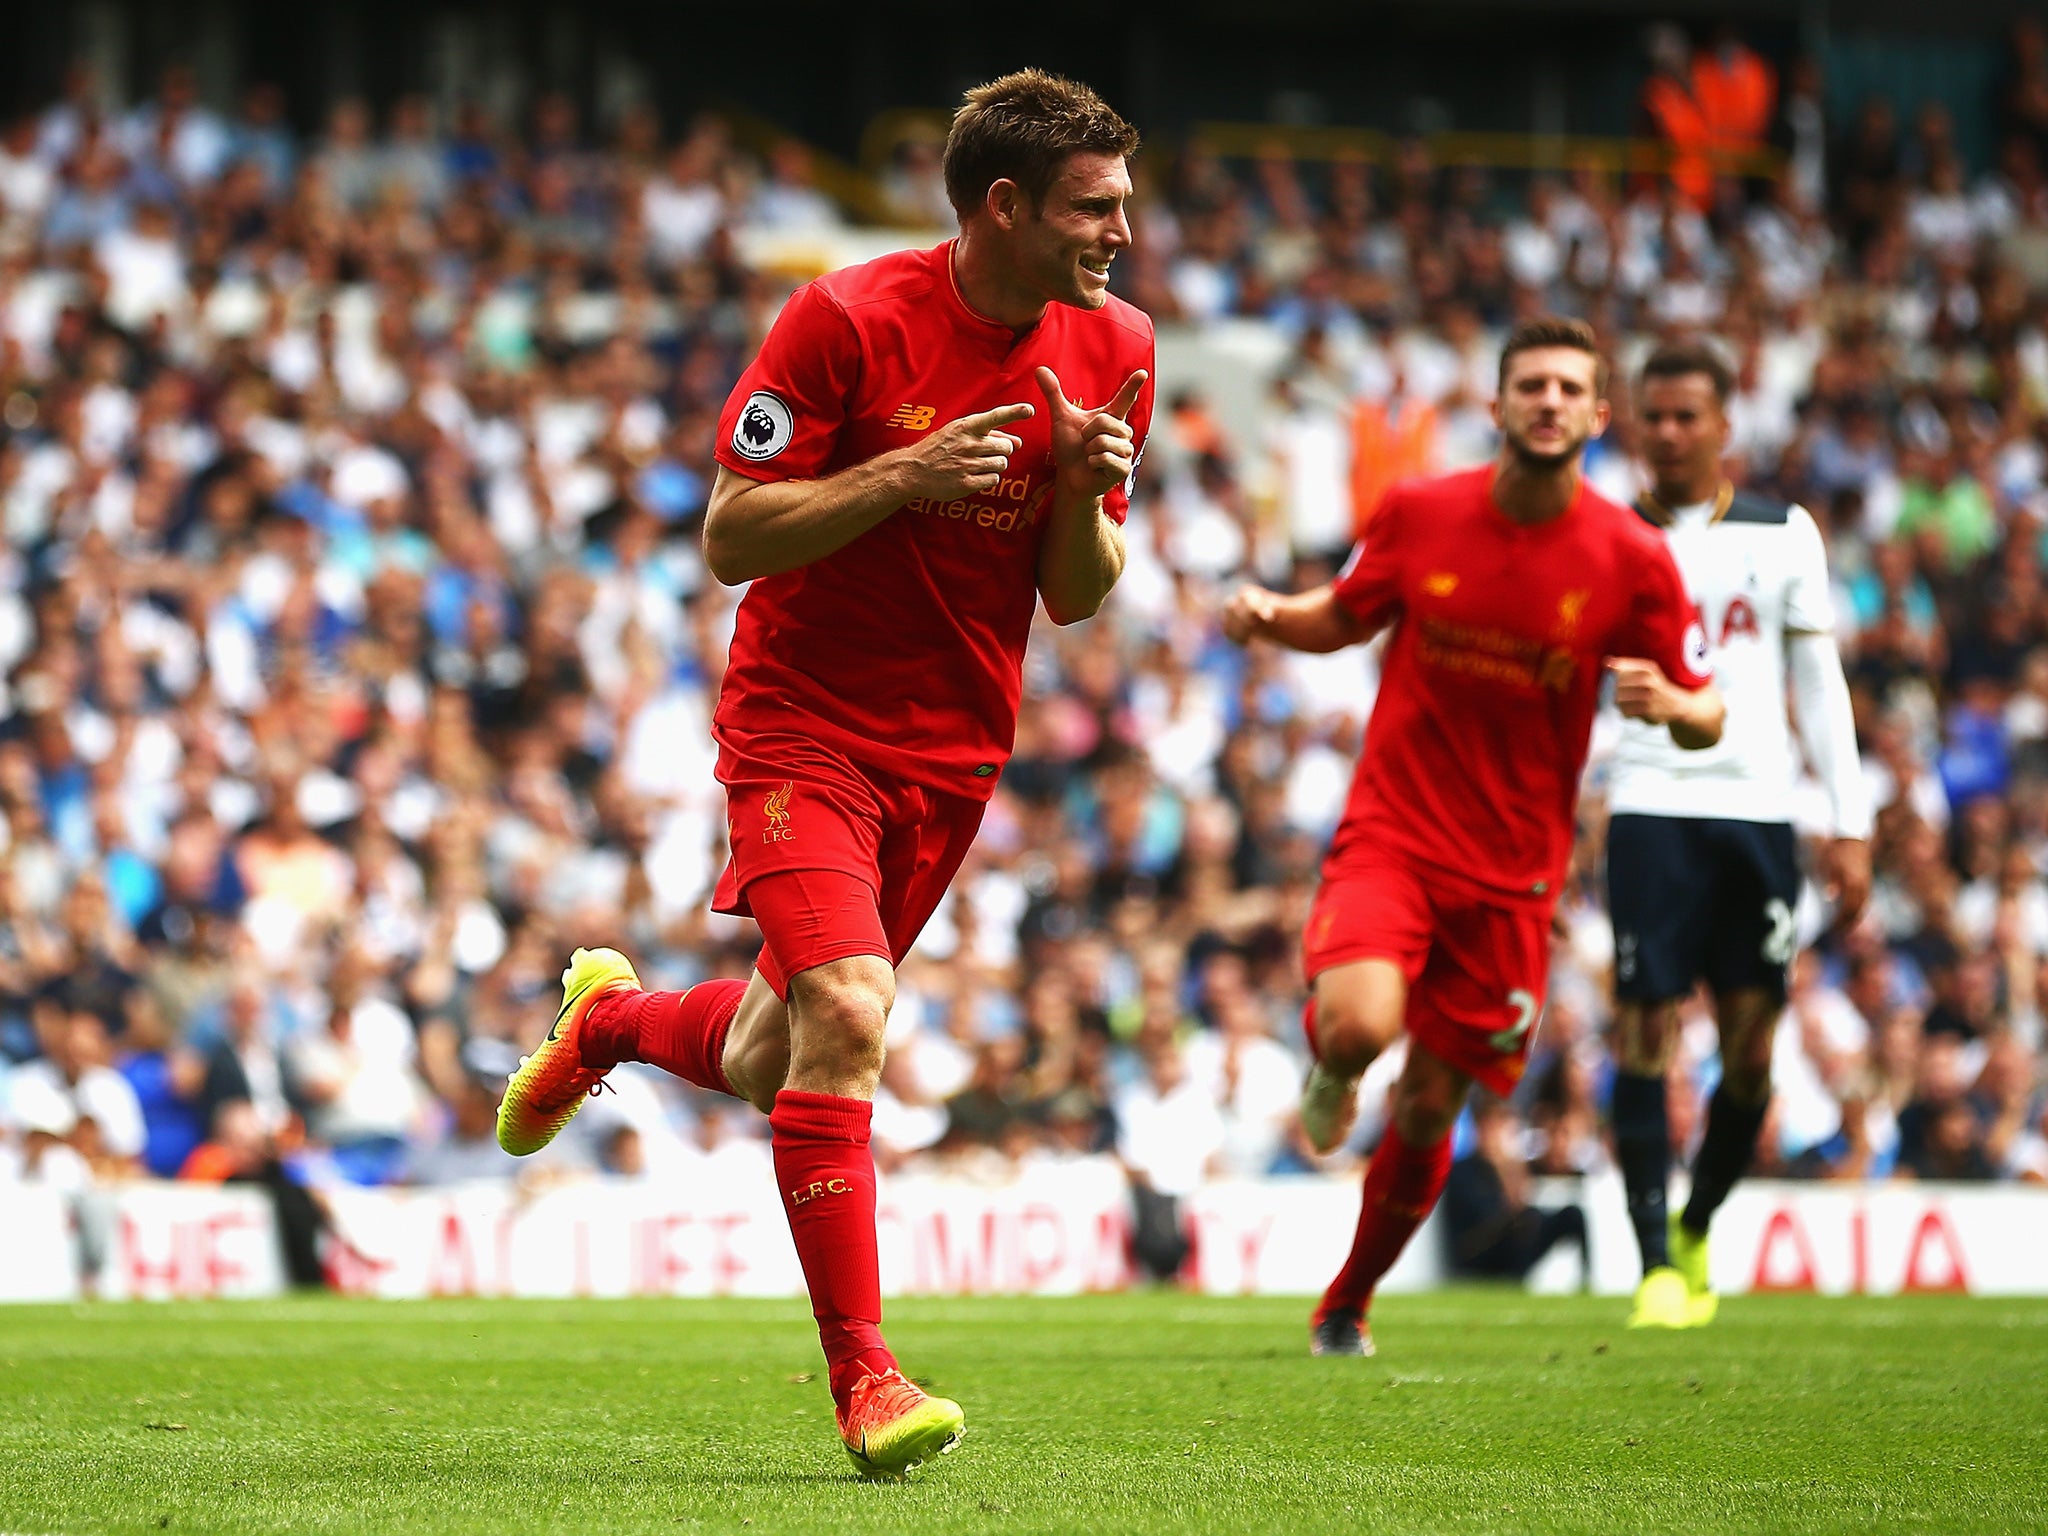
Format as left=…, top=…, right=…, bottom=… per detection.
left=2, top=23, right=2047, bottom=1243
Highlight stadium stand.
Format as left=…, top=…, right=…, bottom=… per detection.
left=1, top=24, right=2045, bottom=1275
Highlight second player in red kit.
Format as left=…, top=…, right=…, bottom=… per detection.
left=1301, top=459, right=1709, bottom=1093
left=493, top=71, right=1153, bottom=1477
left=1224, top=318, right=1723, bottom=1359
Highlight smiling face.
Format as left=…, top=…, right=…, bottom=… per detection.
left=995, top=151, right=1134, bottom=311
left=1494, top=345, right=1608, bottom=468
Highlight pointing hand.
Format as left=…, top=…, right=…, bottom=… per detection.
left=899, top=401, right=1036, bottom=501
left=1035, top=366, right=1147, bottom=503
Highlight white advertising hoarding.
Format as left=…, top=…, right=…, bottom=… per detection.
left=97, top=1184, right=286, bottom=1301
left=0, top=1185, right=78, bottom=1302
left=3, top=1171, right=2042, bottom=1302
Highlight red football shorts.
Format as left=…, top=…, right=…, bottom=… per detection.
left=1302, top=850, right=1553, bottom=1096
left=712, top=728, right=984, bottom=999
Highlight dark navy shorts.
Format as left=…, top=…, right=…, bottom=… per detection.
left=1606, top=814, right=1801, bottom=1003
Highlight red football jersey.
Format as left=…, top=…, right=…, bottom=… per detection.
left=713, top=241, right=1155, bottom=799
left=1330, top=465, right=1712, bottom=902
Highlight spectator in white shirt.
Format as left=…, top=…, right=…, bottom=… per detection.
left=285, top=948, right=428, bottom=1184
left=9, top=1000, right=146, bottom=1175
left=0, top=115, right=54, bottom=227
left=1116, top=1040, right=1225, bottom=1280
left=1182, top=988, right=1302, bottom=1177
left=96, top=200, right=188, bottom=333
left=746, top=140, right=842, bottom=232
left=643, top=134, right=726, bottom=262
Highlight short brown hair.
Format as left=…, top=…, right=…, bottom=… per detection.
left=1639, top=339, right=1735, bottom=404
left=1498, top=316, right=1607, bottom=395
left=942, top=70, right=1139, bottom=217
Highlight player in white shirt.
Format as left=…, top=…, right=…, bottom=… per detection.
left=1605, top=342, right=1872, bottom=1329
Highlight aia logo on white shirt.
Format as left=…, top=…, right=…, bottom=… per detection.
left=733, top=391, right=794, bottom=460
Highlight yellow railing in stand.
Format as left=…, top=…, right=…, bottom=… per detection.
left=859, top=107, right=952, bottom=180
left=718, top=108, right=1791, bottom=234
left=1187, top=121, right=1786, bottom=181
left=713, top=102, right=899, bottom=225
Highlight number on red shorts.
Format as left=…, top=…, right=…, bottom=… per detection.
left=1488, top=988, right=1541, bottom=1053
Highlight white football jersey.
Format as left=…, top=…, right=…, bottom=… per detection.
left=1607, top=488, right=1833, bottom=824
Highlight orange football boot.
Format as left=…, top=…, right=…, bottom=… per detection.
left=836, top=1368, right=965, bottom=1480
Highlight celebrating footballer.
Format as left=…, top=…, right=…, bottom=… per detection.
left=493, top=69, right=1153, bottom=1476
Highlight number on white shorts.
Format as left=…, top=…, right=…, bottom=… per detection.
left=1761, top=898, right=1795, bottom=966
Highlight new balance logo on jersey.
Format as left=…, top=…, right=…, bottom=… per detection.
left=886, top=404, right=937, bottom=430
left=1422, top=572, right=1459, bottom=597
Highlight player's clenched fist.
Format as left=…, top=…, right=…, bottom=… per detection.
left=898, top=402, right=1036, bottom=500
left=1222, top=584, right=1283, bottom=644
left=1036, top=365, right=1147, bottom=504
left=1607, top=657, right=1685, bottom=722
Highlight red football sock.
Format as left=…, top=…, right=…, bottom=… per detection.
left=580, top=980, right=746, bottom=1096
left=770, top=1090, right=896, bottom=1408
left=1316, top=1121, right=1454, bottom=1323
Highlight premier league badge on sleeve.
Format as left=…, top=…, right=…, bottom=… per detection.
left=732, top=391, right=794, bottom=461
left=1684, top=617, right=1712, bottom=675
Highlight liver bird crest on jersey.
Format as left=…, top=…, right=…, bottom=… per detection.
left=1555, top=588, right=1590, bottom=637
left=763, top=781, right=795, bottom=842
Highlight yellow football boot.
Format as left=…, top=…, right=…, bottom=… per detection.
left=1627, top=1266, right=1694, bottom=1329
left=496, top=946, right=640, bottom=1156
left=836, top=1369, right=964, bottom=1480
left=1670, top=1214, right=1718, bottom=1326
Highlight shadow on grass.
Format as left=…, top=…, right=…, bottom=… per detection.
left=673, top=1469, right=900, bottom=1489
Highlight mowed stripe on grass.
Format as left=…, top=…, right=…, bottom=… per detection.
left=0, top=1292, right=2042, bottom=1535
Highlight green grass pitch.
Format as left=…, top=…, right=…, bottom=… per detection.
left=2, top=1292, right=2043, bottom=1535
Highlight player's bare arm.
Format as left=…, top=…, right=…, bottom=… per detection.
left=1787, top=623, right=1874, bottom=923
left=1221, top=583, right=1376, bottom=653
left=1034, top=364, right=1145, bottom=623
left=1608, top=657, right=1724, bottom=750
left=1821, top=837, right=1872, bottom=922
left=702, top=402, right=1035, bottom=584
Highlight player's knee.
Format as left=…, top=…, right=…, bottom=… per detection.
left=1722, top=1030, right=1774, bottom=1102
left=1391, top=1075, right=1463, bottom=1146
left=788, top=957, right=894, bottom=1078
left=1616, top=1003, right=1679, bottom=1076
left=1390, top=1044, right=1470, bottom=1146
left=1316, top=1001, right=1396, bottom=1075
left=1716, top=993, right=1778, bottom=1102
left=1315, top=975, right=1403, bottom=1074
